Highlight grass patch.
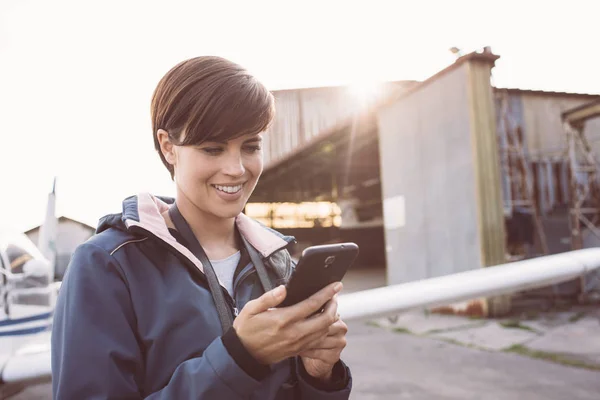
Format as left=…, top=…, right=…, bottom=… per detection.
left=569, top=311, right=586, bottom=323
left=499, top=319, right=538, bottom=332
left=505, top=345, right=600, bottom=371
left=364, top=321, right=413, bottom=335
left=522, top=310, right=540, bottom=320
left=434, top=337, right=489, bottom=351
left=437, top=338, right=464, bottom=347
left=425, top=320, right=487, bottom=335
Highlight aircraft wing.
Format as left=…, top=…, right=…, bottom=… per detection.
left=1, top=330, right=51, bottom=384
left=0, top=283, right=61, bottom=384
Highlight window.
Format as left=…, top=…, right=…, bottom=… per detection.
left=0, top=233, right=44, bottom=274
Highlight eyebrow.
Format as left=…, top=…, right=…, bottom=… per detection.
left=204, top=139, right=228, bottom=144
left=203, top=135, right=263, bottom=145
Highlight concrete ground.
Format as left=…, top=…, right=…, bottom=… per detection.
left=370, top=298, right=600, bottom=369
left=344, top=320, right=600, bottom=400
left=7, top=267, right=600, bottom=399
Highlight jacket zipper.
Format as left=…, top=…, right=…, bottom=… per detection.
left=232, top=265, right=255, bottom=295
left=225, top=292, right=239, bottom=317
left=229, top=266, right=257, bottom=317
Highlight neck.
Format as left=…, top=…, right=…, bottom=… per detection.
left=166, top=191, right=239, bottom=259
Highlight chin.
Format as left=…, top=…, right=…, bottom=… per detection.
left=217, top=211, right=243, bottom=219
left=212, top=204, right=246, bottom=219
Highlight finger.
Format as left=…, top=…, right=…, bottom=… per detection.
left=299, top=349, right=341, bottom=364
left=293, top=324, right=330, bottom=355
left=287, top=282, right=343, bottom=321
left=307, top=296, right=338, bottom=319
left=297, top=297, right=338, bottom=335
left=304, top=334, right=346, bottom=351
left=300, top=317, right=346, bottom=350
left=326, top=319, right=348, bottom=336
left=243, top=285, right=287, bottom=315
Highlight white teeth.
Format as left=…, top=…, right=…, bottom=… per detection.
left=214, top=184, right=243, bottom=194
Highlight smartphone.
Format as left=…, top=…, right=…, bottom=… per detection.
left=279, top=242, right=359, bottom=308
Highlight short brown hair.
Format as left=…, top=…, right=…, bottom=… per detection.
left=151, top=56, right=275, bottom=179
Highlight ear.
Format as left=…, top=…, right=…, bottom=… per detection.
left=156, top=129, right=177, bottom=165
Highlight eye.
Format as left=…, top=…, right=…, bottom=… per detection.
left=243, top=145, right=262, bottom=153
left=201, top=147, right=224, bottom=155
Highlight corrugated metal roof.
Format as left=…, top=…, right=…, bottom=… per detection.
left=270, top=80, right=420, bottom=94
left=262, top=49, right=600, bottom=177
left=262, top=50, right=501, bottom=172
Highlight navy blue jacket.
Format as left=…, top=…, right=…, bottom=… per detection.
left=51, top=193, right=352, bottom=399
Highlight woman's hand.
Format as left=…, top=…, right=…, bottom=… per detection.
left=300, top=316, right=348, bottom=381
left=232, top=282, right=342, bottom=365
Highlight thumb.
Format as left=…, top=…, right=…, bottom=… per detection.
left=244, top=285, right=287, bottom=315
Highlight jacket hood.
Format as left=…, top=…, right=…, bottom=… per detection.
left=96, top=193, right=295, bottom=267
left=96, top=195, right=176, bottom=235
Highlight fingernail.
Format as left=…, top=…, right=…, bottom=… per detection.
left=273, top=285, right=285, bottom=297
left=334, top=282, right=343, bottom=292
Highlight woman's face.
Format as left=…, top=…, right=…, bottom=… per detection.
left=165, top=131, right=264, bottom=219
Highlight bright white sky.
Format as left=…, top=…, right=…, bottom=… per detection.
left=1, top=0, right=599, bottom=232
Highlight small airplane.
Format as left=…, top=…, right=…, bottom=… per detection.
left=0, top=180, right=59, bottom=392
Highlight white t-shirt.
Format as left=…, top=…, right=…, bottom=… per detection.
left=211, top=251, right=241, bottom=297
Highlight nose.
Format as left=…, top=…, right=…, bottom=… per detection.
left=222, top=150, right=245, bottom=177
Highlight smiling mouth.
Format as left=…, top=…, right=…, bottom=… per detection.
left=212, top=183, right=244, bottom=194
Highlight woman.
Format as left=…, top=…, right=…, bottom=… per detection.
left=51, top=56, right=352, bottom=399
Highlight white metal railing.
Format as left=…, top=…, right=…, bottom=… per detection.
left=338, top=248, right=600, bottom=320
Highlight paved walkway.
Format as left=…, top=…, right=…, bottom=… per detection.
left=372, top=305, right=600, bottom=367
